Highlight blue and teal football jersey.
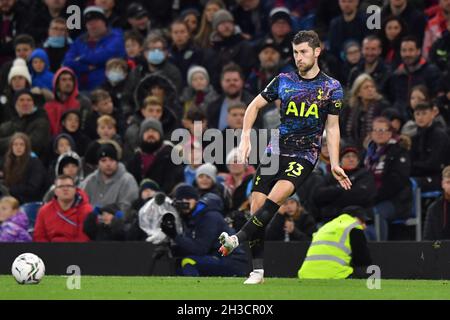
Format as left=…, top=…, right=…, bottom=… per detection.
left=260, top=71, right=344, bottom=165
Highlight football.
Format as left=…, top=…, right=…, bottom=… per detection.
left=11, top=253, right=45, bottom=285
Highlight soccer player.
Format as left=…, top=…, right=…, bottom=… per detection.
left=219, top=30, right=352, bottom=284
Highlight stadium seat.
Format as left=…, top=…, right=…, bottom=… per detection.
left=374, top=178, right=422, bottom=241
left=20, top=202, right=43, bottom=234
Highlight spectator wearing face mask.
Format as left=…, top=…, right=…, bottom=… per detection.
left=43, top=17, right=73, bottom=73
left=129, top=32, right=183, bottom=95
left=101, top=58, right=135, bottom=120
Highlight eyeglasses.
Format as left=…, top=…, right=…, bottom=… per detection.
left=55, top=185, right=75, bottom=189
left=372, top=128, right=390, bottom=133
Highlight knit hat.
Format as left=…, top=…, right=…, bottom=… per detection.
left=97, top=142, right=118, bottom=162
left=187, top=65, right=209, bottom=87
left=139, top=118, right=164, bottom=139
left=269, top=7, right=292, bottom=26
left=84, top=6, right=107, bottom=23
left=340, top=146, right=359, bottom=160
left=139, top=178, right=160, bottom=193
left=175, top=183, right=199, bottom=200
left=212, top=9, right=234, bottom=31
left=57, top=153, right=80, bottom=175
left=287, top=193, right=300, bottom=204
left=8, top=58, right=31, bottom=85
left=195, top=163, right=217, bottom=184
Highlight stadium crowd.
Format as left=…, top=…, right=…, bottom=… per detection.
left=0, top=0, right=450, bottom=262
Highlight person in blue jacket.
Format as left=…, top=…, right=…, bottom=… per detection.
left=161, top=184, right=249, bottom=277
left=29, top=48, right=54, bottom=92
left=63, top=6, right=126, bottom=92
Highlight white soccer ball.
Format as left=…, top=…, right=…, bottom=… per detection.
left=11, top=253, right=45, bottom=284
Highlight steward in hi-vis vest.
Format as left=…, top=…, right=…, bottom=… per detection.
left=298, top=206, right=372, bottom=279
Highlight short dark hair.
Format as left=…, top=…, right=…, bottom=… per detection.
left=363, top=34, right=382, bottom=46
left=55, top=174, right=75, bottom=185
left=414, top=102, right=433, bottom=112
left=185, top=106, right=207, bottom=121
left=91, top=89, right=111, bottom=105
left=220, top=62, right=244, bottom=80
left=170, top=18, right=189, bottom=31
left=144, top=31, right=168, bottom=50
left=13, top=34, right=35, bottom=50
left=124, top=30, right=144, bottom=45
left=401, top=35, right=420, bottom=49
left=292, top=30, right=320, bottom=50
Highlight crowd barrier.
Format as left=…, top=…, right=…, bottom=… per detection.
left=1, top=241, right=449, bottom=279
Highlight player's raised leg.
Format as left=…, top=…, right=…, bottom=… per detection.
left=220, top=180, right=294, bottom=254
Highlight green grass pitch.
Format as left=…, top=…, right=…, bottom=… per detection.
left=1, top=276, right=450, bottom=300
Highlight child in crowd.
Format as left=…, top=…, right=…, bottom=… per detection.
left=0, top=196, right=32, bottom=242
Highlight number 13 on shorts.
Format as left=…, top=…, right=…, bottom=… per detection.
left=285, top=162, right=304, bottom=178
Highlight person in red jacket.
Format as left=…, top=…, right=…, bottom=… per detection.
left=44, top=67, right=91, bottom=137
left=33, top=175, right=92, bottom=242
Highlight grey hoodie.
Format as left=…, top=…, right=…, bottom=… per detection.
left=80, top=163, right=139, bottom=212
left=43, top=151, right=84, bottom=202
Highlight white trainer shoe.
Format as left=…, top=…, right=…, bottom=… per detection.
left=244, top=269, right=264, bottom=284
left=218, top=232, right=239, bottom=256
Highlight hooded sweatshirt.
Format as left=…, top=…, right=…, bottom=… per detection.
left=44, top=67, right=83, bottom=136
left=0, top=211, right=32, bottom=242
left=80, top=163, right=139, bottom=213
left=30, top=48, right=54, bottom=91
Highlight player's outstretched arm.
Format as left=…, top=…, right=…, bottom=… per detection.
left=326, top=114, right=352, bottom=190
left=239, top=94, right=269, bottom=162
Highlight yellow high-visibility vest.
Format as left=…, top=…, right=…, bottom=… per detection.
left=298, top=214, right=364, bottom=279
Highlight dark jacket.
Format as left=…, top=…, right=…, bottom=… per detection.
left=204, top=30, right=257, bottom=90
left=0, top=107, right=50, bottom=158
left=313, top=167, right=376, bottom=222
left=27, top=1, right=68, bottom=45
left=83, top=211, right=125, bottom=241
left=129, top=58, right=183, bottom=95
left=347, top=58, right=391, bottom=90
left=169, top=42, right=205, bottom=88
left=0, top=1, right=30, bottom=65
left=206, top=91, right=255, bottom=130
left=429, top=30, right=450, bottom=73
left=100, top=75, right=135, bottom=118
left=126, top=142, right=184, bottom=194
left=6, top=157, right=48, bottom=204
left=383, top=58, right=441, bottom=119
left=381, top=3, right=427, bottom=45
left=349, top=228, right=372, bottom=274
left=328, top=12, right=368, bottom=59
left=364, top=139, right=412, bottom=217
left=172, top=193, right=248, bottom=273
left=266, top=212, right=317, bottom=241
left=134, top=73, right=182, bottom=121
left=424, top=196, right=450, bottom=241
left=411, top=122, right=449, bottom=178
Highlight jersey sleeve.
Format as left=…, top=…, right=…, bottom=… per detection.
left=260, top=75, right=280, bottom=102
left=327, top=80, right=344, bottom=115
